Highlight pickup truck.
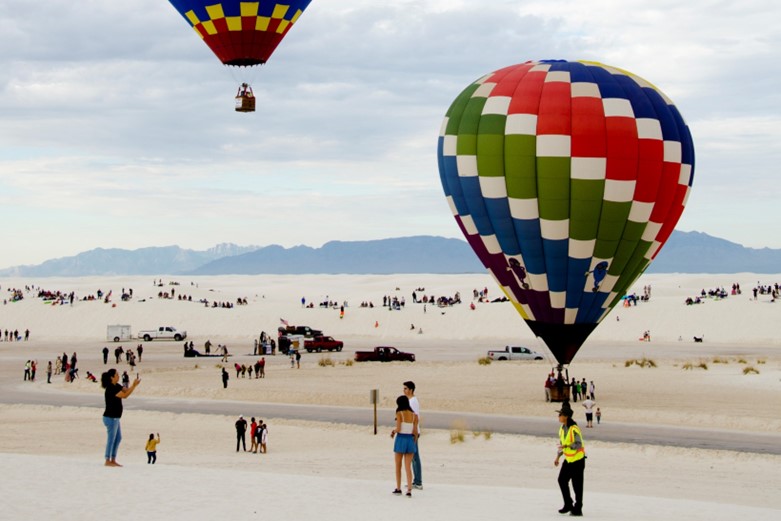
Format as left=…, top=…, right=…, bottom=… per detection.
left=354, top=346, right=415, bottom=362
left=487, top=346, right=544, bottom=361
left=138, top=326, right=187, bottom=342
left=278, top=325, right=322, bottom=339
left=304, top=335, right=344, bottom=353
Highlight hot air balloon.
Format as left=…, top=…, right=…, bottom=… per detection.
left=167, top=0, right=313, bottom=112
left=437, top=60, right=695, bottom=367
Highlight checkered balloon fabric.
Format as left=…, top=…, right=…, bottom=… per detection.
left=437, top=60, right=695, bottom=365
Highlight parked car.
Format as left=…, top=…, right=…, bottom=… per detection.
left=354, top=346, right=415, bottom=362
left=486, top=346, right=544, bottom=361
left=304, top=335, right=344, bottom=353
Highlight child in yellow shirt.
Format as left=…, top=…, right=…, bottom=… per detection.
left=145, top=433, right=161, bottom=464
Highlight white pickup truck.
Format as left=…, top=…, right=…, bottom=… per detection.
left=487, top=346, right=544, bottom=361
left=138, top=326, right=187, bottom=342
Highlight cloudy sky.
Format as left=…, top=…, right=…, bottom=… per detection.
left=1, top=0, right=779, bottom=267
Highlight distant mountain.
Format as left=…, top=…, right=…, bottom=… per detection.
left=646, top=231, right=781, bottom=273
left=1, top=232, right=779, bottom=276
left=0, top=243, right=260, bottom=277
left=189, top=236, right=483, bottom=275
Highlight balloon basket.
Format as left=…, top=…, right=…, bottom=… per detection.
left=235, top=95, right=256, bottom=113
left=235, top=83, right=255, bottom=113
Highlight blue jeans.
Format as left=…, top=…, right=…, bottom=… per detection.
left=103, top=416, right=122, bottom=460
left=412, top=441, right=422, bottom=485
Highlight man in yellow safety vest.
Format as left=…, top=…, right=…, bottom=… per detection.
left=554, top=401, right=586, bottom=516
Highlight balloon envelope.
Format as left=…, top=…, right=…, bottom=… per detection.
left=437, top=60, right=695, bottom=365
left=168, top=0, right=312, bottom=66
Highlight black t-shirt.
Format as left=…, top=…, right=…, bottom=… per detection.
left=103, top=383, right=124, bottom=418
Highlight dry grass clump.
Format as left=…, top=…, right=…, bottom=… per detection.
left=737, top=357, right=748, bottom=364
left=682, top=361, right=709, bottom=371
left=318, top=357, right=334, bottom=367
left=471, top=429, right=494, bottom=440
left=477, top=356, right=492, bottom=365
left=625, top=357, right=657, bottom=368
left=340, top=359, right=354, bottom=367
left=757, top=359, right=766, bottom=365
left=450, top=421, right=468, bottom=444
left=743, top=366, right=760, bottom=375
left=712, top=356, right=729, bottom=364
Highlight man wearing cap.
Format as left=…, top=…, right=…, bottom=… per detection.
left=554, top=401, right=586, bottom=516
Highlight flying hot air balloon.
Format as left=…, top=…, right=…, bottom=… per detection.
left=167, top=0, right=313, bottom=112
left=437, top=60, right=695, bottom=367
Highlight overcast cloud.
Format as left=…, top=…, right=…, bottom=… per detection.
left=1, top=0, right=779, bottom=267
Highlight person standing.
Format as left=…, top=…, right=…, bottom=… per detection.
left=403, top=380, right=422, bottom=490
left=137, top=345, right=143, bottom=362
left=554, top=401, right=586, bottom=516
left=145, top=433, right=161, bottom=464
left=102, top=346, right=109, bottom=365
left=221, top=367, right=229, bottom=389
left=581, top=396, right=596, bottom=428
left=101, top=369, right=141, bottom=467
left=249, top=418, right=259, bottom=453
left=235, top=416, right=248, bottom=452
left=46, top=361, right=53, bottom=384
left=391, top=395, right=419, bottom=497
left=259, top=421, right=268, bottom=454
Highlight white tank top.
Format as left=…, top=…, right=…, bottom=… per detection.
left=399, top=421, right=414, bottom=434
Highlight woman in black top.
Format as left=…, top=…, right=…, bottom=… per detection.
left=101, top=368, right=140, bottom=467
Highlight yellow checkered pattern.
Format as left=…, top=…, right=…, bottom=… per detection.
left=185, top=2, right=304, bottom=38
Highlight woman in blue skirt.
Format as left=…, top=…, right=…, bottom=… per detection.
left=390, top=395, right=419, bottom=497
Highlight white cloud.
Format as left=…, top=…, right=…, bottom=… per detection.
left=1, top=0, right=780, bottom=265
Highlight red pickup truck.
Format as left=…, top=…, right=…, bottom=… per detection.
left=304, top=335, right=344, bottom=353
left=354, top=346, right=415, bottom=362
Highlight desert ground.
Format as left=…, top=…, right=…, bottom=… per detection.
left=1, top=273, right=779, bottom=520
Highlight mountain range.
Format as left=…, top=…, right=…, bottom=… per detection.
left=1, top=231, right=779, bottom=277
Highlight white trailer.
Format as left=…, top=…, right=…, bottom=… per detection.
left=107, top=324, right=132, bottom=342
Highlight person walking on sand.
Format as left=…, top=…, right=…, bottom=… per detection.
left=145, top=433, right=161, bottom=464
left=390, top=395, right=418, bottom=497
left=595, top=407, right=602, bottom=425
left=403, top=381, right=423, bottom=490
left=101, top=369, right=141, bottom=467
left=221, top=367, right=229, bottom=389
left=554, top=401, right=586, bottom=516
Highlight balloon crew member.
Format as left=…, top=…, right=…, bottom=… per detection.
left=554, top=401, right=586, bottom=516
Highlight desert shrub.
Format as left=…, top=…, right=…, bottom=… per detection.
left=712, top=356, right=729, bottom=364
left=482, top=430, right=493, bottom=440
left=340, top=359, right=354, bottom=367
left=743, top=366, right=759, bottom=375
left=697, top=362, right=708, bottom=370
left=626, top=357, right=656, bottom=368
left=318, top=357, right=334, bottom=367
left=682, top=362, right=693, bottom=370
left=478, top=356, right=492, bottom=366
left=757, top=359, right=766, bottom=365
left=450, top=421, right=467, bottom=444
left=737, top=358, right=747, bottom=364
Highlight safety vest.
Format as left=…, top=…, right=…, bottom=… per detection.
left=559, top=424, right=586, bottom=463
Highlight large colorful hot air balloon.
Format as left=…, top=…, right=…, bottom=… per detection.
left=437, top=60, right=695, bottom=366
left=167, top=0, right=313, bottom=111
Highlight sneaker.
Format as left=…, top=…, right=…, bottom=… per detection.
left=412, top=484, right=423, bottom=490
left=392, top=489, right=402, bottom=495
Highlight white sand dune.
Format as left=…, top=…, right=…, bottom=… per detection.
left=1, top=273, right=780, bottom=519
